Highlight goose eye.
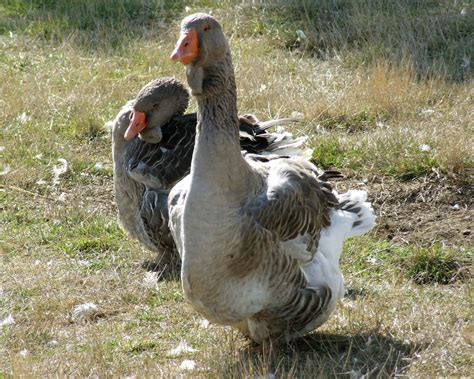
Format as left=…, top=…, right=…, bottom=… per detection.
left=203, top=25, right=209, bottom=32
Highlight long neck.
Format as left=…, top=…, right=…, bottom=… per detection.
left=111, top=112, right=145, bottom=238
left=190, top=53, right=251, bottom=194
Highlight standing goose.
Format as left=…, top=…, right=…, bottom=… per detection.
left=110, top=77, right=306, bottom=264
left=168, top=13, right=375, bottom=343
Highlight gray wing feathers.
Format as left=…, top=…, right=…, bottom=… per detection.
left=246, top=158, right=338, bottom=254
left=167, top=176, right=190, bottom=258
left=125, top=121, right=196, bottom=190
left=139, top=189, right=175, bottom=254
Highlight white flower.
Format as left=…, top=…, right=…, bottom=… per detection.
left=1, top=314, right=15, bottom=327
left=52, top=158, right=68, bottom=185
left=94, top=163, right=103, bottom=170
left=72, top=302, right=98, bottom=322
left=57, top=192, right=67, bottom=202
left=142, top=272, right=158, bottom=289
left=296, top=29, right=307, bottom=41
left=350, top=369, right=362, bottom=379
left=18, top=112, right=31, bottom=124
left=198, top=319, right=210, bottom=329
left=179, top=359, right=196, bottom=370
left=291, top=111, right=303, bottom=119
left=0, top=166, right=11, bottom=176
left=419, top=144, right=431, bottom=152
left=462, top=56, right=470, bottom=69
left=366, top=336, right=373, bottom=347
left=419, top=109, right=435, bottom=116
left=19, top=349, right=29, bottom=357
left=168, top=341, right=197, bottom=356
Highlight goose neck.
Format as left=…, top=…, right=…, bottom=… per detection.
left=190, top=55, right=250, bottom=188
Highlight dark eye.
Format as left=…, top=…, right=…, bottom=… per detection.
left=203, top=25, right=209, bottom=32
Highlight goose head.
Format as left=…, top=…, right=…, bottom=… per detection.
left=170, top=13, right=230, bottom=96
left=124, top=77, right=189, bottom=141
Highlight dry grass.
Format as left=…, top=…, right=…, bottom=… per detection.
left=1, top=0, right=473, bottom=377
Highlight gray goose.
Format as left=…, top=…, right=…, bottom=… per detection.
left=168, top=13, right=376, bottom=343
left=110, top=77, right=305, bottom=265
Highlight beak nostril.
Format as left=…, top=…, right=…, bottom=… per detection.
left=171, top=28, right=198, bottom=64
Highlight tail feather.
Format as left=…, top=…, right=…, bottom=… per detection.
left=264, top=132, right=312, bottom=159
left=238, top=114, right=310, bottom=158
left=318, top=170, right=344, bottom=181
left=253, top=117, right=299, bottom=134
left=336, top=190, right=376, bottom=238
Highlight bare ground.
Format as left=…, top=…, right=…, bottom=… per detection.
left=333, top=174, right=473, bottom=249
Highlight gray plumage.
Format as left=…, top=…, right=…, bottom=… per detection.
left=110, top=77, right=301, bottom=264
left=169, top=13, right=376, bottom=343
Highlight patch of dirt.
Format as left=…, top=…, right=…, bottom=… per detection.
left=333, top=175, right=473, bottom=249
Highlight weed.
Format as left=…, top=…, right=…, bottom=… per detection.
left=399, top=243, right=471, bottom=284
left=343, top=238, right=471, bottom=284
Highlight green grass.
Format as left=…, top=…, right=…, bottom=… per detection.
left=343, top=238, right=472, bottom=284
left=400, top=243, right=471, bottom=285
left=1, top=0, right=473, bottom=377
left=311, top=130, right=443, bottom=180
left=230, top=0, right=474, bottom=81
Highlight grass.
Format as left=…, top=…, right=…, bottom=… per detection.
left=1, top=0, right=473, bottom=377
left=343, top=238, right=471, bottom=285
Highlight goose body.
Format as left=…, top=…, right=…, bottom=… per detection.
left=110, top=77, right=303, bottom=262
left=169, top=13, right=376, bottom=342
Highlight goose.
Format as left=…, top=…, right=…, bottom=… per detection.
left=168, top=13, right=376, bottom=343
left=110, top=77, right=307, bottom=265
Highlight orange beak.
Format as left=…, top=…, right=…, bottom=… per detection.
left=170, top=28, right=199, bottom=65
left=124, top=111, right=146, bottom=140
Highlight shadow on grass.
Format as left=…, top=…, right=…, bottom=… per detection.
left=0, top=0, right=188, bottom=50
left=2, top=0, right=472, bottom=80
left=235, top=331, right=422, bottom=377
left=243, top=0, right=473, bottom=81
left=141, top=253, right=181, bottom=282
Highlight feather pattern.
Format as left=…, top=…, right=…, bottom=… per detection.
left=169, top=13, right=376, bottom=343
left=110, top=77, right=303, bottom=263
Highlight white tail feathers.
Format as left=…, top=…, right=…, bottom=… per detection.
left=336, top=190, right=376, bottom=238
left=264, top=131, right=313, bottom=159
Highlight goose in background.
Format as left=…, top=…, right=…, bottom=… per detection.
left=168, top=13, right=375, bottom=343
left=108, top=77, right=309, bottom=267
